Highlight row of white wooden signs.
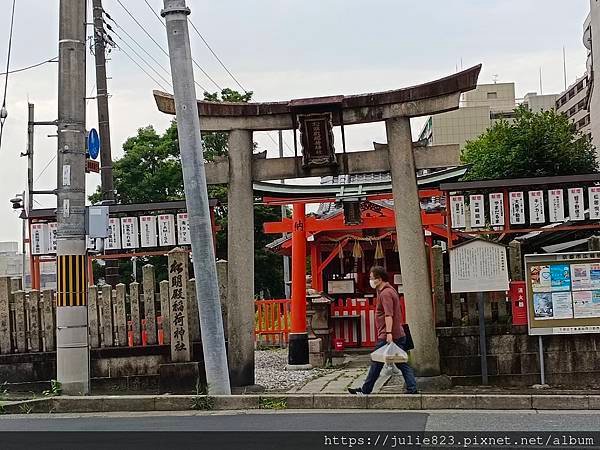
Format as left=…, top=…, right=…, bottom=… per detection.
left=450, top=188, right=600, bottom=229
left=30, top=213, right=191, bottom=255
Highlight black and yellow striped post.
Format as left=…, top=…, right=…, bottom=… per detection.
left=57, top=255, right=87, bottom=307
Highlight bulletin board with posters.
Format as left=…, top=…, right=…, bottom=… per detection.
left=525, top=251, right=600, bottom=336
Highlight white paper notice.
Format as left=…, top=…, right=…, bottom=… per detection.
left=573, top=291, right=596, bottom=318
left=158, top=214, right=176, bottom=246
left=528, top=190, right=545, bottom=224
left=551, top=292, right=574, bottom=319
left=450, top=195, right=466, bottom=228
left=469, top=195, right=485, bottom=228
left=450, top=240, right=509, bottom=293
left=177, top=213, right=191, bottom=245
left=30, top=223, right=48, bottom=255
left=568, top=187, right=585, bottom=221
left=105, top=218, right=121, bottom=250
left=548, top=189, right=565, bottom=222
left=571, top=264, right=592, bottom=291
left=47, top=222, right=58, bottom=254
left=589, top=187, right=600, bottom=220
left=121, top=217, right=139, bottom=249
left=62, top=165, right=71, bottom=186
left=489, top=193, right=504, bottom=227
left=139, top=216, right=157, bottom=248
left=509, top=192, right=525, bottom=225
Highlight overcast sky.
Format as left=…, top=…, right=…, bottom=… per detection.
left=0, top=0, right=592, bottom=243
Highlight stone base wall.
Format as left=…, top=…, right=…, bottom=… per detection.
left=0, top=343, right=206, bottom=392
left=437, top=325, right=600, bottom=388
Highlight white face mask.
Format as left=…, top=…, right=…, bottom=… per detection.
left=369, top=279, right=378, bottom=289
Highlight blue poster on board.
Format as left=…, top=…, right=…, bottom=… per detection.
left=550, top=264, right=571, bottom=291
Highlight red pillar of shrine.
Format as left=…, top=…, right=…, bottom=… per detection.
left=288, top=203, right=310, bottom=367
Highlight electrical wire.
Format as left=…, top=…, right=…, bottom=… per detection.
left=0, top=57, right=58, bottom=76
left=113, top=35, right=173, bottom=90
left=0, top=0, right=17, bottom=152
left=127, top=0, right=221, bottom=91
left=35, top=155, right=56, bottom=183
left=117, top=44, right=170, bottom=92
left=187, top=19, right=248, bottom=94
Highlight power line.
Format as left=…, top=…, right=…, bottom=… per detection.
left=117, top=44, right=170, bottom=91
left=0, top=57, right=58, bottom=76
left=187, top=19, right=248, bottom=94
left=114, top=0, right=221, bottom=91
left=35, top=155, right=57, bottom=183
left=113, top=34, right=173, bottom=90
left=0, top=0, right=17, bottom=152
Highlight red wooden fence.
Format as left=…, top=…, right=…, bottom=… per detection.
left=255, top=299, right=291, bottom=346
left=330, top=297, right=377, bottom=348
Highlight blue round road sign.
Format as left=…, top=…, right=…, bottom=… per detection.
left=88, top=128, right=100, bottom=160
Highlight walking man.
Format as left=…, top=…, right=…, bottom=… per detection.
left=348, top=266, right=418, bottom=395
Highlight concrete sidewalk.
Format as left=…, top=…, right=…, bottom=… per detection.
left=288, top=368, right=391, bottom=394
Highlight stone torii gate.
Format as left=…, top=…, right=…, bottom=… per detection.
left=154, top=64, right=481, bottom=386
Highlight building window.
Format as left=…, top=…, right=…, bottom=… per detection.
left=487, top=92, right=498, bottom=99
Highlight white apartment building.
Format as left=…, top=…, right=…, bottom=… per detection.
left=555, top=74, right=592, bottom=139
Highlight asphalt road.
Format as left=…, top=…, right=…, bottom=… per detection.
left=0, top=410, right=599, bottom=449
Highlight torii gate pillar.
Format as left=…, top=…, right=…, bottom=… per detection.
left=386, top=117, right=440, bottom=376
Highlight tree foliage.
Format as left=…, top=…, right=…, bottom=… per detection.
left=460, top=105, right=597, bottom=181
left=90, top=89, right=285, bottom=298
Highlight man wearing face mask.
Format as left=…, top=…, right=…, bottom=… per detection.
left=348, top=266, right=418, bottom=395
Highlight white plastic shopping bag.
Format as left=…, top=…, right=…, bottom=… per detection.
left=370, top=342, right=408, bottom=364
left=381, top=363, right=402, bottom=377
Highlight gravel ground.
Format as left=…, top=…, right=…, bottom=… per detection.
left=255, top=348, right=334, bottom=392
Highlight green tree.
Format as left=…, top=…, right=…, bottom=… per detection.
left=90, top=89, right=285, bottom=298
left=460, top=105, right=597, bottom=181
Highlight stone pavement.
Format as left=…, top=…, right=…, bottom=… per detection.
left=288, top=368, right=393, bottom=394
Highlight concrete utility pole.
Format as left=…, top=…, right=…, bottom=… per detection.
left=92, top=0, right=119, bottom=287
left=279, top=130, right=291, bottom=299
left=161, top=0, right=231, bottom=395
left=56, top=0, right=89, bottom=395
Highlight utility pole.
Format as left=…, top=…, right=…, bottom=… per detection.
left=278, top=131, right=290, bottom=298
left=26, top=104, right=34, bottom=212
left=92, top=0, right=118, bottom=287
left=56, top=0, right=89, bottom=395
left=161, top=0, right=231, bottom=395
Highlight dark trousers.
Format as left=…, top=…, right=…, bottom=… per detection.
left=361, top=337, right=417, bottom=394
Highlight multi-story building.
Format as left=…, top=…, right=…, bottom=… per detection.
left=555, top=75, right=592, bottom=139
left=418, top=83, right=516, bottom=149
left=585, top=2, right=600, bottom=148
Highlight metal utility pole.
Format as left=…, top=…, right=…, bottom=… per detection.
left=278, top=131, right=290, bottom=298
left=92, top=0, right=118, bottom=287
left=161, top=0, right=231, bottom=395
left=56, top=0, right=89, bottom=395
left=26, top=104, right=34, bottom=211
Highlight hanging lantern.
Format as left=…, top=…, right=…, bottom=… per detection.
left=342, top=198, right=362, bottom=225
left=352, top=239, right=363, bottom=259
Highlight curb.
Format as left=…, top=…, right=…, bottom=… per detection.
left=2, top=394, right=600, bottom=414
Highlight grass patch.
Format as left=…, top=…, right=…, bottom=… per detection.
left=42, top=380, right=62, bottom=397
left=259, top=397, right=288, bottom=410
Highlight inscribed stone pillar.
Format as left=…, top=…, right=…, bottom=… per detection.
left=509, top=240, right=524, bottom=281
left=142, top=265, right=158, bottom=345
left=115, top=284, right=127, bottom=347
left=386, top=116, right=441, bottom=376
left=187, top=278, right=201, bottom=342
left=227, top=129, right=255, bottom=386
left=41, top=289, right=55, bottom=351
left=0, top=277, right=12, bottom=354
left=87, top=286, right=100, bottom=349
left=28, top=290, right=42, bottom=352
left=159, top=280, right=170, bottom=345
left=130, top=282, right=141, bottom=346
left=216, top=260, right=228, bottom=341
left=101, top=285, right=113, bottom=347
left=432, top=245, right=446, bottom=326
left=168, top=248, right=191, bottom=362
